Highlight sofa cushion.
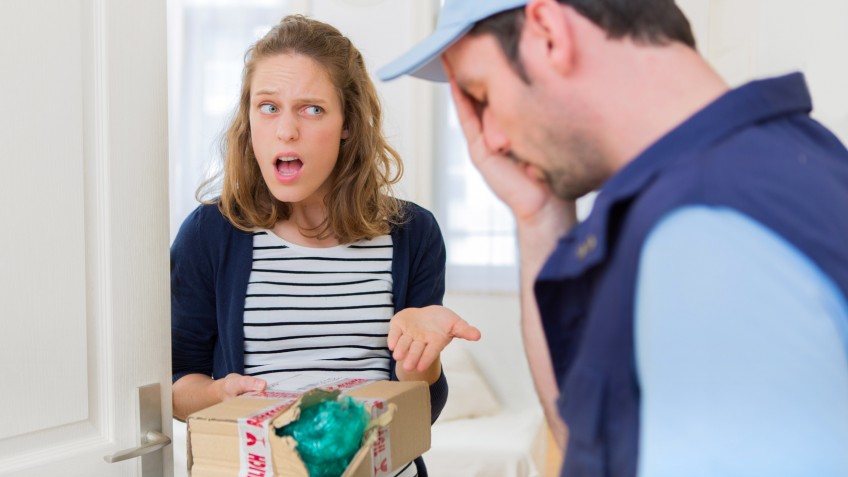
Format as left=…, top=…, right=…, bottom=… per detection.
left=439, top=345, right=502, bottom=421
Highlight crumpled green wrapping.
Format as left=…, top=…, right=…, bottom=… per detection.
left=277, top=395, right=370, bottom=477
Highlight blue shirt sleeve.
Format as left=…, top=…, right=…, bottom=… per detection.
left=634, top=206, right=848, bottom=477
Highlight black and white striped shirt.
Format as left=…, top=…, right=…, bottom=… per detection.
left=244, top=230, right=395, bottom=380
left=243, top=230, right=417, bottom=477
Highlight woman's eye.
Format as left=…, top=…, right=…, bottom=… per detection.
left=304, top=106, right=323, bottom=116
left=259, top=104, right=278, bottom=114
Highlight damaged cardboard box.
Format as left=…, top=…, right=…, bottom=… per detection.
left=186, top=378, right=431, bottom=477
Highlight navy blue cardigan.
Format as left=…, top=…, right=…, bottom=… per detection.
left=171, top=201, right=448, bottom=427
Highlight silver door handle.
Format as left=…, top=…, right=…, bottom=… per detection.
left=102, top=382, right=171, bottom=476
left=104, top=430, right=172, bottom=463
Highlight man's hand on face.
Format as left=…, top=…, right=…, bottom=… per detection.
left=442, top=57, right=556, bottom=225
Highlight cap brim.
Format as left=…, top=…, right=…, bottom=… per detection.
left=377, top=22, right=473, bottom=82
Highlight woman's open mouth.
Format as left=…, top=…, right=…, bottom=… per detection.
left=275, top=155, right=303, bottom=182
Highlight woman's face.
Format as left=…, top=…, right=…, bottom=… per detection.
left=249, top=53, right=349, bottom=207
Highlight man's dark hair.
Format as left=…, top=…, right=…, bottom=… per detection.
left=471, top=0, right=696, bottom=81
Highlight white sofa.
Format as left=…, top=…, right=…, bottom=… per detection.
left=422, top=293, right=549, bottom=477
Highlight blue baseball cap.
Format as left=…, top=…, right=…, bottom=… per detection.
left=377, top=0, right=529, bottom=82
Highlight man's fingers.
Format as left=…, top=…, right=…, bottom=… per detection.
left=447, top=78, right=483, bottom=145
left=451, top=319, right=482, bottom=341
left=443, top=60, right=485, bottom=158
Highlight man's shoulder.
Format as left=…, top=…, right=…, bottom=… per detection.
left=632, top=123, right=839, bottom=224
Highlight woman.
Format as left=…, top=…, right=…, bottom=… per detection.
left=170, top=14, right=479, bottom=477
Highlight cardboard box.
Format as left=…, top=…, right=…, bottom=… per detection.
left=186, top=379, right=431, bottom=477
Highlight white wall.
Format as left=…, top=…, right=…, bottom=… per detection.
left=678, top=0, right=848, bottom=142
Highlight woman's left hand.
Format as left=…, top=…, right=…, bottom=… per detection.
left=388, top=305, right=481, bottom=373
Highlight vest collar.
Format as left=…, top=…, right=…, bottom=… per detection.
left=538, top=72, right=813, bottom=281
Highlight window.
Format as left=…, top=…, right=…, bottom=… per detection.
left=433, top=85, right=519, bottom=292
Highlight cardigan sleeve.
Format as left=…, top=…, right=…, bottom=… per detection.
left=171, top=205, right=219, bottom=383
left=390, top=203, right=449, bottom=424
left=404, top=204, right=447, bottom=308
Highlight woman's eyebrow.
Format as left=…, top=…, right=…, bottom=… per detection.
left=251, top=90, right=329, bottom=105
left=253, top=88, right=278, bottom=96
left=295, top=97, right=329, bottom=105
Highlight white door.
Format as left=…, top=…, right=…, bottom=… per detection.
left=0, top=0, right=172, bottom=476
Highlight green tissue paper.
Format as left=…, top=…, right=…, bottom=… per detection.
left=277, top=395, right=370, bottom=477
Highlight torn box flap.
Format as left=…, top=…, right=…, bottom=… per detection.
left=270, top=388, right=340, bottom=430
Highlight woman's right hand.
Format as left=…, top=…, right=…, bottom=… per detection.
left=215, top=373, right=268, bottom=401
left=173, top=373, right=267, bottom=420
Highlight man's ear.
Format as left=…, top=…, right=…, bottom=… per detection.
left=522, top=0, right=575, bottom=77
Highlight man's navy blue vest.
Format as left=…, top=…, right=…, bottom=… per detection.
left=535, top=73, right=848, bottom=477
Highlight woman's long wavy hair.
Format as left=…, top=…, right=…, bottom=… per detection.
left=198, top=15, right=404, bottom=242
